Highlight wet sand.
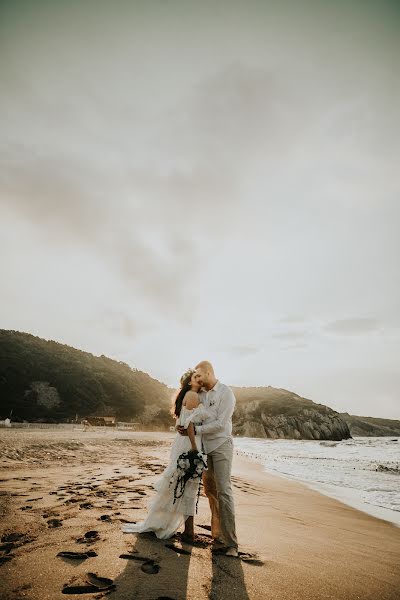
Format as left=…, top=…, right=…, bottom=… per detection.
left=1, top=428, right=399, bottom=600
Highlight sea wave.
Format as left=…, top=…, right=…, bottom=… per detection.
left=234, top=436, right=400, bottom=526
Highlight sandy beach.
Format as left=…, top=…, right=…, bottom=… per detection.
left=1, top=428, right=399, bottom=600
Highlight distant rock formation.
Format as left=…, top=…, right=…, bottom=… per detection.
left=232, top=387, right=352, bottom=441
left=339, top=413, right=400, bottom=437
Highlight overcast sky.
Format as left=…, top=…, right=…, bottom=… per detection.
left=1, top=0, right=399, bottom=418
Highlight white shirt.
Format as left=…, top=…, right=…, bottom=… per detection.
left=195, top=380, right=236, bottom=454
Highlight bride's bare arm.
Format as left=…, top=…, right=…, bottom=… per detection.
left=187, top=422, right=198, bottom=451
left=177, top=391, right=200, bottom=440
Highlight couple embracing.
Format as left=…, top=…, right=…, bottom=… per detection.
left=122, top=361, right=239, bottom=557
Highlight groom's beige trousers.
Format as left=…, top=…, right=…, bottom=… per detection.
left=202, top=437, right=238, bottom=549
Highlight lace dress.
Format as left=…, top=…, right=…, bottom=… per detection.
left=121, top=404, right=210, bottom=539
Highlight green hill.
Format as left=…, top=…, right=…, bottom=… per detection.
left=0, top=329, right=172, bottom=425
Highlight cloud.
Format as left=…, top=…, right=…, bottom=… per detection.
left=0, top=150, right=204, bottom=321
left=324, top=318, right=380, bottom=335
left=278, top=316, right=307, bottom=324
left=272, top=330, right=308, bottom=340
left=89, top=309, right=154, bottom=340
left=227, top=345, right=260, bottom=358
left=280, top=343, right=307, bottom=351
left=170, top=62, right=307, bottom=163
left=0, top=150, right=110, bottom=239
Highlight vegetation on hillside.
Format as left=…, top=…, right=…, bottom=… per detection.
left=0, top=330, right=172, bottom=425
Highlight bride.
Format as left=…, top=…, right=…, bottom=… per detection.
left=121, top=368, right=211, bottom=541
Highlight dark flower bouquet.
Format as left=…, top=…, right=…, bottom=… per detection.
left=169, top=449, right=208, bottom=513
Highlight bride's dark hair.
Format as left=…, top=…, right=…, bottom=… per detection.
left=171, top=368, right=195, bottom=418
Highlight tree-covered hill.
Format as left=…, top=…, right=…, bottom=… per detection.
left=0, top=329, right=173, bottom=424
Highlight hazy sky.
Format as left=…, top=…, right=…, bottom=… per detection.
left=1, top=0, right=399, bottom=418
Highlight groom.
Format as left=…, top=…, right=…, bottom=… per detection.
left=178, top=360, right=238, bottom=557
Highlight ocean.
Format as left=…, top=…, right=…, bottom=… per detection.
left=233, top=436, right=400, bottom=527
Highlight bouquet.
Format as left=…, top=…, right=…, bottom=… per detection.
left=169, top=449, right=207, bottom=513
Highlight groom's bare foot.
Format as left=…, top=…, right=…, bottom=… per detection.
left=225, top=547, right=239, bottom=557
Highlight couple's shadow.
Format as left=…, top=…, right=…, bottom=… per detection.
left=210, top=547, right=250, bottom=600
left=113, top=530, right=249, bottom=600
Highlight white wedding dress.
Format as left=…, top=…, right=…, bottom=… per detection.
left=121, top=404, right=210, bottom=539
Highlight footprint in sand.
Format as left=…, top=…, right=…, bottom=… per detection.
left=62, top=572, right=115, bottom=595
left=1, top=533, right=28, bottom=543
left=0, top=542, right=15, bottom=553
left=42, top=511, right=60, bottom=518
left=76, top=530, right=101, bottom=544
left=141, top=560, right=160, bottom=574
left=94, top=491, right=107, bottom=497
left=237, top=552, right=265, bottom=566
left=119, top=553, right=149, bottom=561
left=119, top=552, right=160, bottom=574
left=65, top=497, right=80, bottom=504
left=0, top=532, right=34, bottom=563
left=86, top=573, right=115, bottom=589
left=47, top=518, right=63, bottom=528
left=11, top=583, right=33, bottom=595
left=57, top=550, right=98, bottom=560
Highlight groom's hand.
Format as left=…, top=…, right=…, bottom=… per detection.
left=177, top=426, right=188, bottom=436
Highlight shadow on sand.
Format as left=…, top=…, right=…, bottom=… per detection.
left=113, top=530, right=251, bottom=600
left=209, top=551, right=250, bottom=600
left=113, top=531, right=193, bottom=599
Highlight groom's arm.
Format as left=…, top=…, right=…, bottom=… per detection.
left=195, top=388, right=236, bottom=435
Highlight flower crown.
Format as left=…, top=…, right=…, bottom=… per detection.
left=180, top=367, right=195, bottom=386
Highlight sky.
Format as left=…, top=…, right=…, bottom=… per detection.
left=1, top=0, right=399, bottom=418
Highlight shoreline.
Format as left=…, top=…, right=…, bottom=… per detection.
left=234, top=436, right=400, bottom=527
left=234, top=446, right=400, bottom=529
left=1, top=428, right=399, bottom=599
left=233, top=448, right=400, bottom=532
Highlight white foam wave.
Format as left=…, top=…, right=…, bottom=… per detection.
left=234, top=436, right=400, bottom=527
